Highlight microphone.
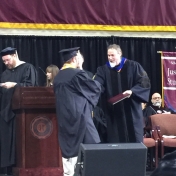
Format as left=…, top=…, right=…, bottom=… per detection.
left=38, top=67, right=46, bottom=75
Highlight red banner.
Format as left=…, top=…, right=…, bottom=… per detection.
left=0, top=0, right=176, bottom=30
left=162, top=52, right=176, bottom=112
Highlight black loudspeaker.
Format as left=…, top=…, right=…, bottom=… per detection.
left=75, top=143, right=147, bottom=176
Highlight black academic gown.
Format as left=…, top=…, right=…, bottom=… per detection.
left=143, top=105, right=171, bottom=127
left=84, top=70, right=94, bottom=78
left=94, top=59, right=151, bottom=143
left=0, top=63, right=38, bottom=167
left=53, top=68, right=101, bottom=158
left=84, top=70, right=107, bottom=142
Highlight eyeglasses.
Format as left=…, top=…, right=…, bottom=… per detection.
left=152, top=97, right=161, bottom=100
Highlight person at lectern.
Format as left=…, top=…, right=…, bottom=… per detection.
left=0, top=47, right=38, bottom=174
left=46, top=64, right=59, bottom=87
left=53, top=47, right=101, bottom=176
left=94, top=44, right=151, bottom=143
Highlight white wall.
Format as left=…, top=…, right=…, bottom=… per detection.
left=0, top=29, right=176, bottom=38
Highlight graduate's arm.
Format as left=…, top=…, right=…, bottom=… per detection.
left=93, top=67, right=105, bottom=93
left=130, top=63, right=151, bottom=102
left=73, top=71, right=101, bottom=107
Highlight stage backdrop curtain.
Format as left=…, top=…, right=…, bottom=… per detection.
left=0, top=35, right=176, bottom=95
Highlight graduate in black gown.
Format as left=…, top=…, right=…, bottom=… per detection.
left=0, top=47, right=38, bottom=174
left=53, top=47, right=101, bottom=176
left=94, top=44, right=151, bottom=143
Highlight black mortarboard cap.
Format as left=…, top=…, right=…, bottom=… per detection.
left=59, top=47, right=80, bottom=62
left=0, top=47, right=17, bottom=57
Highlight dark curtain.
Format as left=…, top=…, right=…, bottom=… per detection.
left=0, top=35, right=176, bottom=96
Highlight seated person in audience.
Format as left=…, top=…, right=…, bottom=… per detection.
left=143, top=93, right=171, bottom=127
left=143, top=93, right=171, bottom=137
left=46, top=64, right=59, bottom=87
left=150, top=150, right=176, bottom=176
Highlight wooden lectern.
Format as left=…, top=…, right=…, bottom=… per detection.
left=12, top=87, right=63, bottom=176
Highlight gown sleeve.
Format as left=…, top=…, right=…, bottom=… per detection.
left=16, top=64, right=38, bottom=86
left=72, top=71, right=101, bottom=107
left=131, top=62, right=151, bottom=102
left=93, top=66, right=105, bottom=93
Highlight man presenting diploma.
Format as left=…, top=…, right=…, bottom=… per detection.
left=94, top=44, right=151, bottom=143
